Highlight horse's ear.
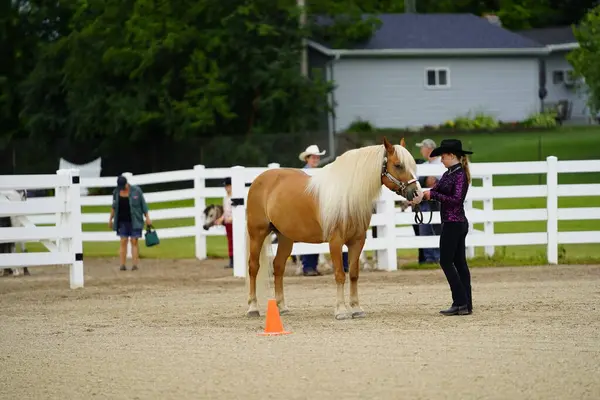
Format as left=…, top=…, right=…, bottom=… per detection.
left=383, top=136, right=394, bottom=154
left=400, top=137, right=406, bottom=147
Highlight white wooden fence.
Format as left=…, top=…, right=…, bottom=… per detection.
left=0, top=169, right=84, bottom=288
left=10, top=156, right=600, bottom=279
left=228, top=157, right=600, bottom=277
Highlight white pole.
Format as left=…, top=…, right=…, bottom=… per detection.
left=376, top=189, right=398, bottom=271
left=231, top=166, right=247, bottom=278
left=194, top=165, right=207, bottom=260
left=546, top=156, right=559, bottom=264
left=68, top=168, right=84, bottom=289
left=298, top=0, right=308, bottom=77
left=483, top=175, right=495, bottom=257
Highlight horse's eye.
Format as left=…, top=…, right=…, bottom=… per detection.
left=395, top=164, right=405, bottom=170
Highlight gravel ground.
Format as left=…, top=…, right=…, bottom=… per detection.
left=1, top=259, right=599, bottom=400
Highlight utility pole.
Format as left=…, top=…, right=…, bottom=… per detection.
left=298, top=0, right=308, bottom=77
left=405, top=0, right=416, bottom=13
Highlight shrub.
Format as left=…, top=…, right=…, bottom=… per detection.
left=346, top=118, right=376, bottom=132
left=449, top=111, right=499, bottom=131
left=522, top=111, right=558, bottom=128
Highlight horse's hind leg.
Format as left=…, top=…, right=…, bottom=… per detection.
left=273, top=234, right=293, bottom=314
left=247, top=225, right=270, bottom=317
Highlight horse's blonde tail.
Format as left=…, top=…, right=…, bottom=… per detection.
left=244, top=227, right=273, bottom=310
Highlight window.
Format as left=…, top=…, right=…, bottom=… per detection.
left=425, top=67, right=450, bottom=89
left=553, top=70, right=564, bottom=84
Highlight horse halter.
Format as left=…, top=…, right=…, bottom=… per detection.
left=381, top=156, right=433, bottom=224
left=381, top=156, right=418, bottom=196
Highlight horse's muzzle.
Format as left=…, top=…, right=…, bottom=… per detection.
left=405, top=185, right=420, bottom=202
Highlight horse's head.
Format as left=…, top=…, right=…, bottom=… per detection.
left=202, top=204, right=223, bottom=230
left=381, top=136, right=422, bottom=202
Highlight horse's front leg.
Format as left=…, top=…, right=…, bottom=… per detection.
left=329, top=241, right=350, bottom=320
left=348, top=235, right=367, bottom=318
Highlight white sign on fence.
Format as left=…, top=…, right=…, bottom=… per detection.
left=0, top=169, right=84, bottom=288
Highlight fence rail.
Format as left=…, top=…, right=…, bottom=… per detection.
left=0, top=169, right=84, bottom=288
left=4, top=156, right=600, bottom=279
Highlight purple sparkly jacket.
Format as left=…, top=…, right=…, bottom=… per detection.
left=429, top=163, right=469, bottom=223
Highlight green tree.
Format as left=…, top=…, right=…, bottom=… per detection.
left=568, top=5, right=600, bottom=114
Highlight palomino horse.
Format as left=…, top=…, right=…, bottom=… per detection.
left=203, top=204, right=375, bottom=273
left=245, top=137, right=422, bottom=320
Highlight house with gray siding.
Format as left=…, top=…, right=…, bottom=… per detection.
left=308, top=13, right=549, bottom=132
left=517, top=26, right=590, bottom=121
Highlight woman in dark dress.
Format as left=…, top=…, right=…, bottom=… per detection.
left=421, top=139, right=473, bottom=316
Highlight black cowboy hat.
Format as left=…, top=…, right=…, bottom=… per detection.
left=430, top=139, right=473, bottom=157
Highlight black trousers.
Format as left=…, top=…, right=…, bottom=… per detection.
left=439, top=221, right=472, bottom=310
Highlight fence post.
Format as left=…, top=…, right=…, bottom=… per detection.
left=56, top=170, right=70, bottom=263
left=122, top=172, right=134, bottom=259
left=483, top=175, right=495, bottom=257
left=546, top=156, right=558, bottom=264
left=231, top=166, right=247, bottom=278
left=465, top=197, right=475, bottom=259
left=67, top=169, right=84, bottom=289
left=376, top=189, right=398, bottom=271
left=193, top=165, right=207, bottom=260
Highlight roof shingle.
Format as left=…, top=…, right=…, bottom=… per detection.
left=314, top=13, right=545, bottom=50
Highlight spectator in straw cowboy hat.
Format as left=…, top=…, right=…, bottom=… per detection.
left=419, top=139, right=473, bottom=316
left=298, top=144, right=349, bottom=276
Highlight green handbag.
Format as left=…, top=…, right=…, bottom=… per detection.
left=144, top=225, right=160, bottom=247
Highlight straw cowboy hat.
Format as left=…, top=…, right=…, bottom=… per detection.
left=430, top=139, right=473, bottom=157
left=298, top=144, right=326, bottom=162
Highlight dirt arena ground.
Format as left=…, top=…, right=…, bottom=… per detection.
left=1, top=258, right=599, bottom=400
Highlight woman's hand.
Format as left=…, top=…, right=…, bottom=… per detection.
left=145, top=216, right=152, bottom=226
left=423, top=190, right=431, bottom=201
left=215, top=216, right=224, bottom=225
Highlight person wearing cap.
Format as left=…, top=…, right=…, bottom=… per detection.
left=109, top=175, right=151, bottom=271
left=415, top=138, right=443, bottom=264
left=297, top=145, right=349, bottom=276
left=419, top=139, right=473, bottom=316
left=215, top=177, right=234, bottom=268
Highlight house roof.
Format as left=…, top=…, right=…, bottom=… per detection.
left=516, top=26, right=579, bottom=52
left=516, top=26, right=576, bottom=45
left=309, top=13, right=549, bottom=57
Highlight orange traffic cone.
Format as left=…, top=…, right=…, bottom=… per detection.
left=258, top=298, right=292, bottom=336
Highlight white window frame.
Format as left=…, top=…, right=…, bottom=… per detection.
left=424, top=67, right=451, bottom=89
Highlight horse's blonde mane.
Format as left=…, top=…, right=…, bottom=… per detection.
left=305, top=144, right=415, bottom=240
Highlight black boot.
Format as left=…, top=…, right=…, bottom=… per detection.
left=440, top=304, right=469, bottom=316
left=225, top=256, right=233, bottom=269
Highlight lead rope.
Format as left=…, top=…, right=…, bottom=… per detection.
left=413, top=201, right=434, bottom=225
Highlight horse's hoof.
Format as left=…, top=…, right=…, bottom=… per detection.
left=247, top=310, right=260, bottom=318
left=352, top=311, right=366, bottom=319
left=279, top=308, right=290, bottom=315
left=335, top=312, right=351, bottom=320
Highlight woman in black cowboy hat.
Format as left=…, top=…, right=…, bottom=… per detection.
left=420, top=139, right=474, bottom=316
